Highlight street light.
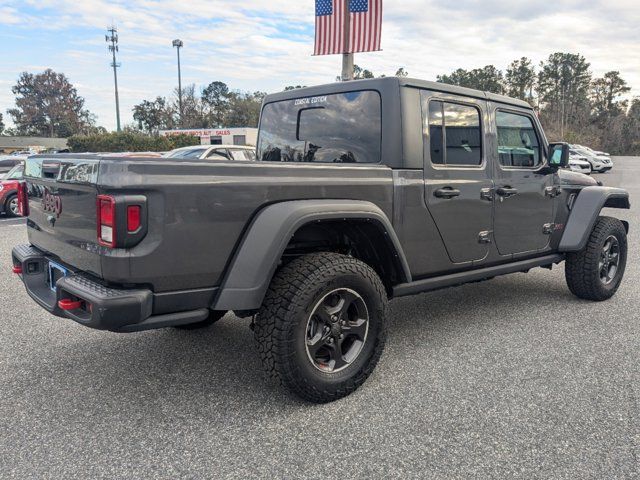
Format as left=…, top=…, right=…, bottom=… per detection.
left=172, top=39, right=184, bottom=126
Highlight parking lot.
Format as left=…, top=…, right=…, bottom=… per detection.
left=0, top=158, right=638, bottom=479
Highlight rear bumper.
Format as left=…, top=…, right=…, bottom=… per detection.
left=11, top=244, right=210, bottom=332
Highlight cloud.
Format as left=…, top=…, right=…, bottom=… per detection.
left=1, top=0, right=638, bottom=130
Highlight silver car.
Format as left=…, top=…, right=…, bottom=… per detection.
left=165, top=145, right=256, bottom=161
left=569, top=146, right=613, bottom=173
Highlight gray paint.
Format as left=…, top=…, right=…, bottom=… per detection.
left=16, top=78, right=631, bottom=324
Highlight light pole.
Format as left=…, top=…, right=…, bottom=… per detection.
left=106, top=26, right=121, bottom=132
left=172, top=39, right=184, bottom=126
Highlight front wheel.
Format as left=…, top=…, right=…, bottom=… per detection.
left=565, top=216, right=627, bottom=301
left=254, top=252, right=388, bottom=403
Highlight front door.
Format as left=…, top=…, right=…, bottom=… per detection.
left=492, top=108, right=555, bottom=255
left=422, top=94, right=493, bottom=264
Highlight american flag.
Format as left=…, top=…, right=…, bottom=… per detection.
left=314, top=0, right=382, bottom=56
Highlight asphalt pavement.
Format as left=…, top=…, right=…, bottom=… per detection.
left=1, top=158, right=639, bottom=479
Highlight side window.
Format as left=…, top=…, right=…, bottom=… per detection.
left=424, top=97, right=482, bottom=167
left=496, top=111, right=541, bottom=168
left=428, top=101, right=444, bottom=164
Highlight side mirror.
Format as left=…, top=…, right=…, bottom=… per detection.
left=548, top=142, right=569, bottom=168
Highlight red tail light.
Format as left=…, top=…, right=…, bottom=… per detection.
left=12, top=265, right=23, bottom=274
left=17, top=181, right=29, bottom=216
left=97, top=195, right=116, bottom=247
left=127, top=205, right=141, bottom=232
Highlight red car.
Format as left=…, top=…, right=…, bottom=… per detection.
left=0, top=163, right=24, bottom=217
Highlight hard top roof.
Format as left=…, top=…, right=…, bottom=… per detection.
left=265, top=76, right=532, bottom=110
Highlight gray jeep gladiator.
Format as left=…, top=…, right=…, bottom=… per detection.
left=12, top=77, right=630, bottom=403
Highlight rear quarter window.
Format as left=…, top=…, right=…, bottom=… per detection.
left=257, top=91, right=381, bottom=164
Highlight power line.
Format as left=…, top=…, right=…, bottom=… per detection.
left=105, top=26, right=122, bottom=132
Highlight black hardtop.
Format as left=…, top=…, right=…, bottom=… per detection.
left=264, top=76, right=532, bottom=110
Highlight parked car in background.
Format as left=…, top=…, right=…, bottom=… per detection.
left=0, top=153, right=28, bottom=175
left=164, top=145, right=256, bottom=161
left=0, top=162, right=24, bottom=217
left=569, top=146, right=613, bottom=173
left=576, top=144, right=610, bottom=157
left=567, top=155, right=592, bottom=175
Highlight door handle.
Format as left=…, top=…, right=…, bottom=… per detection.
left=434, top=187, right=461, bottom=199
left=496, top=187, right=518, bottom=198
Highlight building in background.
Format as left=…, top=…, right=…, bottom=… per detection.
left=159, top=127, right=258, bottom=146
left=0, top=136, right=68, bottom=154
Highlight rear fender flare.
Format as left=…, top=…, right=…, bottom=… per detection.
left=212, top=200, right=411, bottom=311
left=559, top=186, right=630, bottom=252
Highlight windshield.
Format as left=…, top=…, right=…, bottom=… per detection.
left=5, top=164, right=23, bottom=179
left=257, top=90, right=382, bottom=163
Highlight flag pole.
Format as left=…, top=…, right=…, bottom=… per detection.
left=341, top=1, right=354, bottom=81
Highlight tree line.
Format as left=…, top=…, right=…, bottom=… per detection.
left=132, top=82, right=266, bottom=133
left=2, top=52, right=639, bottom=155
left=435, top=53, right=639, bottom=155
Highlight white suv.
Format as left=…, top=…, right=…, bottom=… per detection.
left=569, top=146, right=613, bottom=173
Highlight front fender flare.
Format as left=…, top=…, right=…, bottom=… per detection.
left=212, top=200, right=411, bottom=311
left=558, top=186, right=630, bottom=252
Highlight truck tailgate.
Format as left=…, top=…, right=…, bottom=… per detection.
left=24, top=156, right=103, bottom=278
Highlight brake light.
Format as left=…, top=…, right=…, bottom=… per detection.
left=97, top=195, right=116, bottom=247
left=12, top=265, right=23, bottom=274
left=17, top=181, right=29, bottom=216
left=127, top=205, right=141, bottom=232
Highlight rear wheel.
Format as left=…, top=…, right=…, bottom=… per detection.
left=5, top=194, right=18, bottom=217
left=174, top=310, right=227, bottom=330
left=565, top=216, right=627, bottom=301
left=254, top=252, right=388, bottom=403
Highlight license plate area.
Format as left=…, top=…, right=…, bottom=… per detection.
left=47, top=261, right=68, bottom=292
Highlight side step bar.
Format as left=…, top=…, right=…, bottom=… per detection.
left=393, top=254, right=565, bottom=298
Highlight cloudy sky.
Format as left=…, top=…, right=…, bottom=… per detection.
left=0, top=0, right=638, bottom=130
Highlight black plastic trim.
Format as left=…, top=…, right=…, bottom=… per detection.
left=393, top=254, right=564, bottom=297
left=559, top=186, right=630, bottom=252
left=213, top=200, right=411, bottom=311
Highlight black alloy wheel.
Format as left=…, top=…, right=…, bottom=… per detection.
left=305, top=288, right=369, bottom=373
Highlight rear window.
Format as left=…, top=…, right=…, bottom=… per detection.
left=257, top=91, right=381, bottom=163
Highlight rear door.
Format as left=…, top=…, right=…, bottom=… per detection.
left=491, top=107, right=555, bottom=255
left=24, top=156, right=103, bottom=277
left=421, top=92, right=493, bottom=264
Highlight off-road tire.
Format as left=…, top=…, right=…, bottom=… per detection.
left=565, top=216, right=627, bottom=301
left=254, top=252, right=388, bottom=403
left=174, top=310, right=227, bottom=330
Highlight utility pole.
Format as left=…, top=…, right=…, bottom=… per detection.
left=340, top=1, right=353, bottom=81
left=172, top=39, right=184, bottom=126
left=105, top=26, right=121, bottom=132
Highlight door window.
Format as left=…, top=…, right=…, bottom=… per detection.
left=425, top=100, right=482, bottom=166
left=496, top=111, right=541, bottom=168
